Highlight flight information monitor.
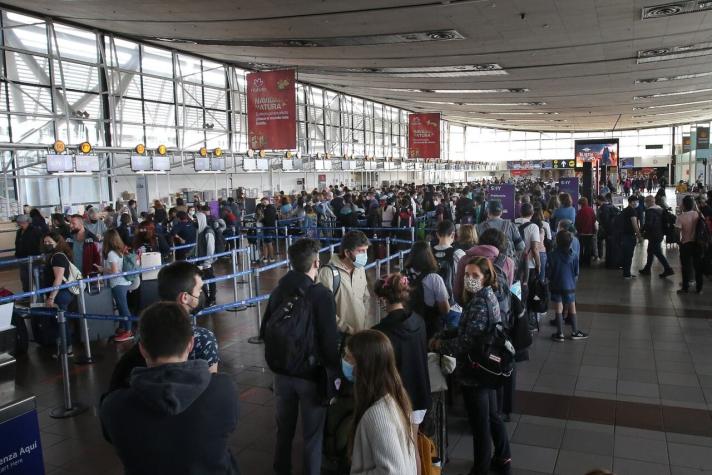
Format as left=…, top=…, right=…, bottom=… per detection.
left=131, top=155, right=152, bottom=172
left=153, top=155, right=170, bottom=171
left=75, top=155, right=100, bottom=172
left=46, top=154, right=74, bottom=173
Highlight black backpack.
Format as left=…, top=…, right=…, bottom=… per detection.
left=433, top=246, right=456, bottom=304
left=527, top=277, right=550, bottom=314
left=695, top=213, right=711, bottom=247
left=262, top=285, right=319, bottom=377
left=461, top=294, right=515, bottom=389
left=492, top=253, right=512, bottom=326
left=212, top=222, right=226, bottom=254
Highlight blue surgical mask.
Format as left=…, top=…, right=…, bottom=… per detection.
left=353, top=252, right=368, bottom=268
left=341, top=358, right=355, bottom=382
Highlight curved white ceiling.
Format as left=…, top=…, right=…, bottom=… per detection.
left=6, top=0, right=712, bottom=131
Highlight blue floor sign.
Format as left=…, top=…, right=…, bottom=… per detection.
left=0, top=407, right=44, bottom=474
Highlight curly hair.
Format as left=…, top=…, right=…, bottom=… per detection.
left=374, top=273, right=410, bottom=304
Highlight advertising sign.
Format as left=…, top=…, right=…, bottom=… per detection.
left=696, top=126, right=709, bottom=150
left=0, top=403, right=44, bottom=474
left=247, top=69, right=297, bottom=150
left=574, top=139, right=619, bottom=168
left=682, top=135, right=692, bottom=153
left=408, top=113, right=440, bottom=159
left=487, top=183, right=515, bottom=220
left=619, top=157, right=635, bottom=169
left=559, top=176, right=579, bottom=206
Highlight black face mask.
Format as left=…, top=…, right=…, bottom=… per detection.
left=70, top=228, right=79, bottom=235
left=189, top=292, right=207, bottom=315
left=42, top=244, right=55, bottom=254
left=90, top=219, right=98, bottom=224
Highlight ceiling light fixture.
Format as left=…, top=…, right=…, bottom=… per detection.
left=414, top=100, right=545, bottom=106
left=343, top=64, right=507, bottom=77
left=486, top=111, right=559, bottom=115
left=633, top=99, right=712, bottom=110
left=634, top=87, right=712, bottom=100
left=631, top=109, right=705, bottom=118
left=635, top=71, right=712, bottom=83
left=642, top=0, right=712, bottom=19
left=637, top=42, right=712, bottom=63
left=380, top=87, right=527, bottom=93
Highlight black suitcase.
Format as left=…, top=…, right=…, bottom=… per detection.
left=30, top=309, right=59, bottom=347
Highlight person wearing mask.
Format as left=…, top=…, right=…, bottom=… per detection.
left=406, top=241, right=451, bottom=338
left=66, top=214, right=102, bottom=277
left=575, top=197, right=596, bottom=267
left=195, top=211, right=217, bottom=307
left=476, top=200, right=524, bottom=260
left=41, top=231, right=77, bottom=355
left=373, top=273, right=431, bottom=444
left=381, top=197, right=396, bottom=228
left=343, top=330, right=417, bottom=475
left=619, top=195, right=643, bottom=279
left=639, top=195, right=675, bottom=278
left=676, top=195, right=704, bottom=294
left=456, top=187, right=475, bottom=224
left=15, top=215, right=42, bottom=293
left=116, top=213, right=133, bottom=248
left=514, top=203, right=542, bottom=293
left=434, top=220, right=463, bottom=328
left=548, top=231, right=587, bottom=341
left=107, top=261, right=220, bottom=392
left=94, top=229, right=134, bottom=342
left=100, top=302, right=240, bottom=475
left=430, top=257, right=512, bottom=475
left=127, top=199, right=139, bottom=225
left=453, top=228, right=515, bottom=305
left=29, top=208, right=49, bottom=234
left=84, top=208, right=107, bottom=240
left=170, top=211, right=197, bottom=261
left=318, top=230, right=371, bottom=336
left=260, top=238, right=339, bottom=475
left=260, top=196, right=278, bottom=263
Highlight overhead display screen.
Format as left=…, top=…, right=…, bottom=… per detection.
left=211, top=157, right=226, bottom=171
left=194, top=157, right=210, bottom=172
left=75, top=155, right=100, bottom=172
left=153, top=155, right=170, bottom=171
left=131, top=155, right=151, bottom=172
left=46, top=154, right=74, bottom=173
left=575, top=139, right=619, bottom=168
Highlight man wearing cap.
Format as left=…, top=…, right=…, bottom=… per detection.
left=476, top=200, right=525, bottom=259
left=15, top=214, right=42, bottom=293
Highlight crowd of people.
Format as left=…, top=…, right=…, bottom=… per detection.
left=10, top=176, right=712, bottom=474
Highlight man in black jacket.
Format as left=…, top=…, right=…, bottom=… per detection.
left=100, top=302, right=239, bottom=475
left=15, top=214, right=42, bottom=292
left=260, top=238, right=339, bottom=475
left=639, top=195, right=674, bottom=278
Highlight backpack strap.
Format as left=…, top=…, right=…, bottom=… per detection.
left=325, top=264, right=341, bottom=297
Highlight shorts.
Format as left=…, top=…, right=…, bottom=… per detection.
left=550, top=292, right=575, bottom=304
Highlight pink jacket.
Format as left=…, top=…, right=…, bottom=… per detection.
left=453, top=244, right=515, bottom=306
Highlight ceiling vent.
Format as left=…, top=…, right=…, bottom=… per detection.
left=642, top=0, right=712, bottom=18
left=340, top=64, right=506, bottom=77
left=637, top=42, right=712, bottom=63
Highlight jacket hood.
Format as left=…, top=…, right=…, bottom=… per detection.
left=130, top=359, right=211, bottom=416
left=379, top=309, right=422, bottom=339
left=464, top=244, right=500, bottom=260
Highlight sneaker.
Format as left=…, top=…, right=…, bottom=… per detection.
left=269, top=258, right=276, bottom=263
left=624, top=275, right=637, bottom=280
left=570, top=331, right=588, bottom=340
left=551, top=332, right=565, bottom=342
left=114, top=329, right=134, bottom=342
left=489, top=457, right=512, bottom=475
left=52, top=346, right=74, bottom=359
left=659, top=269, right=675, bottom=278
left=639, top=268, right=651, bottom=275
left=261, top=258, right=268, bottom=264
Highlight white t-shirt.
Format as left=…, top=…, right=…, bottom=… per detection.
left=515, top=218, right=541, bottom=269
left=382, top=205, right=396, bottom=226
left=105, top=250, right=131, bottom=288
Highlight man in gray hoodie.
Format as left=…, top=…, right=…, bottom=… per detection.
left=100, top=302, right=239, bottom=474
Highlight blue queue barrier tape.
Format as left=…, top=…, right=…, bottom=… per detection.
left=258, top=259, right=290, bottom=272
left=195, top=294, right=270, bottom=317
left=186, top=249, right=236, bottom=263
left=0, top=247, right=15, bottom=253
left=0, top=255, right=39, bottom=266
left=169, top=242, right=197, bottom=251
left=202, top=269, right=252, bottom=285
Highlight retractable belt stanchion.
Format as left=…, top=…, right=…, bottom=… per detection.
left=386, top=238, right=391, bottom=275
left=26, top=256, right=34, bottom=303
left=283, top=226, right=289, bottom=256
left=274, top=228, right=281, bottom=258
left=375, top=258, right=382, bottom=321
left=411, top=227, right=416, bottom=244
left=50, top=309, right=88, bottom=419
left=226, top=248, right=242, bottom=312
left=330, top=244, right=336, bottom=257
left=399, top=250, right=405, bottom=272
left=247, top=267, right=263, bottom=344
left=73, top=282, right=96, bottom=365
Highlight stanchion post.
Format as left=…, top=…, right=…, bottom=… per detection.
left=172, top=247, right=177, bottom=262
left=399, top=250, right=405, bottom=272
left=375, top=259, right=382, bottom=321
left=283, top=226, right=289, bottom=255
left=74, top=283, right=95, bottom=365
left=410, top=226, right=416, bottom=244
left=330, top=244, right=336, bottom=257
left=246, top=255, right=254, bottom=300
left=26, top=256, right=34, bottom=303
left=248, top=268, right=263, bottom=344
left=227, top=248, right=242, bottom=312
left=386, top=238, right=391, bottom=275
left=275, top=227, right=281, bottom=258
left=50, top=309, right=88, bottom=419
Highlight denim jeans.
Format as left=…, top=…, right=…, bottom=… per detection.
left=111, top=284, right=131, bottom=331
left=461, top=385, right=511, bottom=475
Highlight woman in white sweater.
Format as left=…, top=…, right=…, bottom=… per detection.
left=343, top=330, right=417, bottom=475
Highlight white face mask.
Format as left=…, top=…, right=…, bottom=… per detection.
left=464, top=276, right=483, bottom=294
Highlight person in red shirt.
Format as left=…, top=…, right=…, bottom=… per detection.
left=575, top=197, right=597, bottom=267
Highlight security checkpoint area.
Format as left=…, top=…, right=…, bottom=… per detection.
left=0, top=1, right=712, bottom=475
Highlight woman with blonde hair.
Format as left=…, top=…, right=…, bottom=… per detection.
left=343, top=330, right=417, bottom=475
left=96, top=229, right=134, bottom=342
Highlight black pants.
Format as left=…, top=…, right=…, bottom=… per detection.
left=621, top=235, right=636, bottom=277
left=643, top=238, right=672, bottom=272
left=201, top=267, right=216, bottom=304
left=680, top=242, right=704, bottom=292
left=273, top=374, right=327, bottom=475
left=461, top=385, right=511, bottom=475
left=580, top=235, right=594, bottom=267
left=496, top=366, right=516, bottom=416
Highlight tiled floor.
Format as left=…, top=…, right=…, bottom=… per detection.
left=4, top=229, right=712, bottom=475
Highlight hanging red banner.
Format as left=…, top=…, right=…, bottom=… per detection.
left=247, top=69, right=297, bottom=150
left=408, top=113, right=440, bottom=160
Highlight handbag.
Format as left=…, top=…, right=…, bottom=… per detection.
left=56, top=252, right=83, bottom=295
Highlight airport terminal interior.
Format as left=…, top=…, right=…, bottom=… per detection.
left=0, top=1, right=712, bottom=474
